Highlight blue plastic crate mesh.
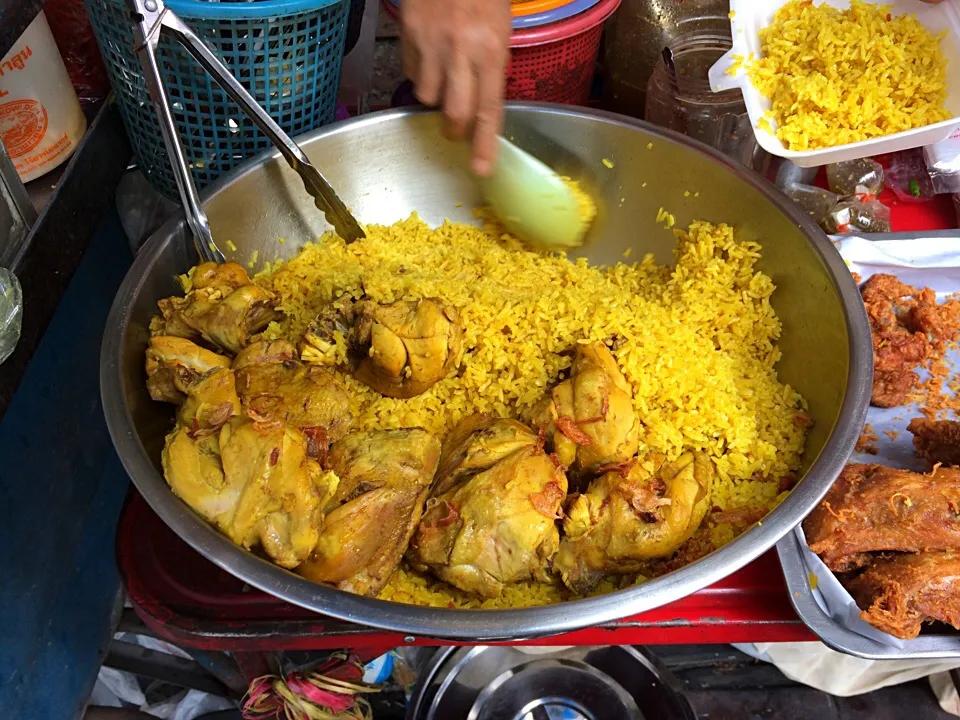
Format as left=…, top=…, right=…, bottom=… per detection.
left=85, top=0, right=348, bottom=199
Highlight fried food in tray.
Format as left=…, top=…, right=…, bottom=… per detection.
left=908, top=417, right=960, bottom=469
left=859, top=274, right=960, bottom=408
left=861, top=275, right=931, bottom=408
left=804, top=463, right=960, bottom=572
left=846, top=552, right=960, bottom=640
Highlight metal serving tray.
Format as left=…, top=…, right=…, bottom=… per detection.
left=778, top=527, right=960, bottom=659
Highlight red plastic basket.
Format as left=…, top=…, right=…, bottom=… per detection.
left=381, top=0, right=621, bottom=104
left=508, top=0, right=620, bottom=104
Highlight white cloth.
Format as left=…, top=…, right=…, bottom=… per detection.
left=736, top=641, right=960, bottom=713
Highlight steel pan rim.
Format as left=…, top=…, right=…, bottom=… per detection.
left=101, top=103, right=872, bottom=640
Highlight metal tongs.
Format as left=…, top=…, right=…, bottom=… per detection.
left=127, top=0, right=365, bottom=265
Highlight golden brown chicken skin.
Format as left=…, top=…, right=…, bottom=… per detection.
left=554, top=452, right=714, bottom=594
left=162, top=369, right=333, bottom=569
left=908, top=418, right=960, bottom=469
left=152, top=261, right=279, bottom=354
left=532, top=341, right=640, bottom=476
left=302, top=297, right=463, bottom=398
left=846, top=552, right=960, bottom=639
left=233, top=339, right=354, bottom=450
left=406, top=416, right=567, bottom=598
left=804, top=464, right=960, bottom=572
left=217, top=419, right=334, bottom=568
left=297, top=428, right=441, bottom=596
left=859, top=274, right=939, bottom=408
left=145, top=336, right=232, bottom=404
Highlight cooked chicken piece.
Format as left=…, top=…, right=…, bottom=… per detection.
left=152, top=262, right=278, bottom=354
left=861, top=274, right=916, bottom=329
left=871, top=368, right=920, bottom=409
left=234, top=340, right=354, bottom=449
left=187, top=285, right=278, bottom=354
left=859, top=274, right=945, bottom=408
left=177, top=367, right=241, bottom=437
left=302, top=297, right=463, bottom=398
left=233, top=339, right=299, bottom=369
left=192, top=261, right=252, bottom=292
left=162, top=428, right=232, bottom=523
left=153, top=262, right=252, bottom=341
left=870, top=329, right=930, bottom=408
left=145, top=336, right=231, bottom=404
left=908, top=418, right=960, bottom=469
left=553, top=452, right=714, bottom=594
left=297, top=429, right=441, bottom=596
left=162, top=418, right=335, bottom=569
left=218, top=420, right=333, bottom=568
left=804, top=464, right=960, bottom=572
left=846, top=552, right=960, bottom=640
left=533, top=341, right=639, bottom=475
left=904, top=287, right=960, bottom=349
left=406, top=416, right=567, bottom=598
left=432, top=414, right=539, bottom=495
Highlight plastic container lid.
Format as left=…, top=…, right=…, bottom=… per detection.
left=387, top=0, right=601, bottom=30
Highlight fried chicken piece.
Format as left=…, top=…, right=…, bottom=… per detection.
left=846, top=552, right=960, bottom=639
left=152, top=262, right=279, bottom=354
left=297, top=429, right=441, bottom=596
left=904, top=287, right=960, bottom=349
left=859, top=275, right=933, bottom=408
left=908, top=418, right=960, bottom=469
left=553, top=452, right=713, bottom=594
left=871, top=368, right=920, bottom=409
left=804, top=464, right=960, bottom=572
left=406, top=416, right=567, bottom=598
left=145, top=336, right=231, bottom=404
left=234, top=339, right=354, bottom=447
left=302, top=297, right=464, bottom=399
left=532, top=341, right=640, bottom=476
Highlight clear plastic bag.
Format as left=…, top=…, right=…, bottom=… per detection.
left=924, top=129, right=960, bottom=194
left=822, top=197, right=892, bottom=234
left=0, top=268, right=23, bottom=365
left=783, top=183, right=840, bottom=226
left=826, top=158, right=884, bottom=197
left=115, top=169, right=179, bottom=254
left=877, top=149, right=935, bottom=204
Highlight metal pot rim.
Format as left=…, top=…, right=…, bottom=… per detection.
left=101, top=103, right=872, bottom=640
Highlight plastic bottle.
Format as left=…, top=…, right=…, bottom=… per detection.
left=0, top=12, right=87, bottom=182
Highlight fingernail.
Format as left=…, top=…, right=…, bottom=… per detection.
left=473, top=158, right=492, bottom=176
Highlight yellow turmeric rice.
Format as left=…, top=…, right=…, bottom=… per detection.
left=255, top=215, right=808, bottom=608
left=746, top=0, right=951, bottom=151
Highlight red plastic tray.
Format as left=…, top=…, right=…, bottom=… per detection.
left=119, top=492, right=811, bottom=651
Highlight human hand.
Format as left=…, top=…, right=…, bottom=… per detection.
left=400, top=0, right=511, bottom=176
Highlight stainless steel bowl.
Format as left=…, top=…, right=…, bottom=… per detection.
left=101, top=104, right=872, bottom=640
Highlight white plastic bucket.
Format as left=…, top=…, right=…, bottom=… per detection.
left=709, top=0, right=960, bottom=167
left=0, top=12, right=87, bottom=182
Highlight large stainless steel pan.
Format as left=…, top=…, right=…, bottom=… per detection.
left=101, top=104, right=872, bottom=640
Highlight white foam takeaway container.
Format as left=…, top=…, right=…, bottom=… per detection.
left=708, top=0, right=960, bottom=167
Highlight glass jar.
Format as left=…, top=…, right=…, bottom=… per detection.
left=603, top=0, right=729, bottom=118
left=645, top=28, right=768, bottom=172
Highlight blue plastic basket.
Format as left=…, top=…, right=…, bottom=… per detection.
left=85, top=0, right=349, bottom=199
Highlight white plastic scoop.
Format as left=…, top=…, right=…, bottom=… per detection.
left=478, top=137, right=594, bottom=251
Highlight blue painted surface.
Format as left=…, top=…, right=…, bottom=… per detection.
left=0, top=208, right=133, bottom=719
